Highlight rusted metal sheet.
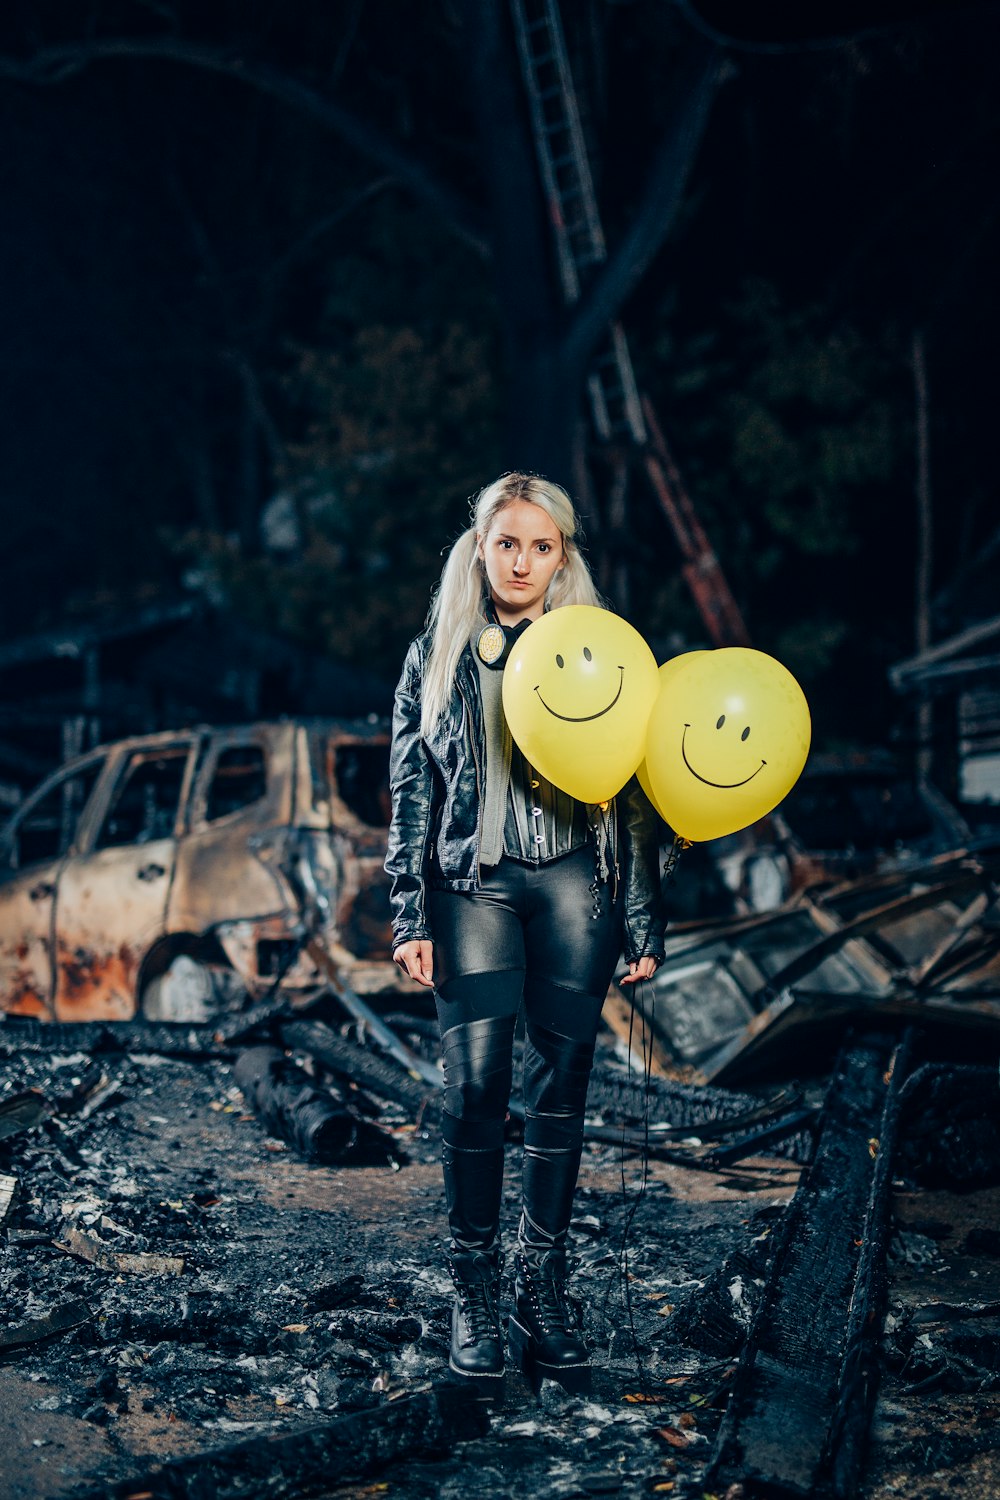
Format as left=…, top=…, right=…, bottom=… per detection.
left=0, top=719, right=395, bottom=1024
left=0, top=866, right=58, bottom=1016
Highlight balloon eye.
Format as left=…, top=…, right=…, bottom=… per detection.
left=742, top=726, right=751, bottom=741
left=556, top=654, right=564, bottom=669
left=716, top=715, right=725, bottom=730
left=583, top=647, right=592, bottom=662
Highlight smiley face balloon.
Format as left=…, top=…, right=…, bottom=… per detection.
left=644, top=647, right=811, bottom=842
left=502, top=606, right=660, bottom=803
left=636, top=652, right=708, bottom=820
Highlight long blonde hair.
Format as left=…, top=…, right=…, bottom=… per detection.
left=420, top=472, right=603, bottom=735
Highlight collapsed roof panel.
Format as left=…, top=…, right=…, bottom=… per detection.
left=649, top=840, right=1000, bottom=1084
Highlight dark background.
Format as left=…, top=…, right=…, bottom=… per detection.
left=1, top=0, right=998, bottom=758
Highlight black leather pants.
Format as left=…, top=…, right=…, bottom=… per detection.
left=429, top=847, right=622, bottom=1254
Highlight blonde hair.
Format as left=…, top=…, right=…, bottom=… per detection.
left=420, top=472, right=603, bottom=735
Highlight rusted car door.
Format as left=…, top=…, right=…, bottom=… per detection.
left=161, top=725, right=304, bottom=1000
left=53, top=738, right=196, bottom=1020
left=0, top=755, right=107, bottom=1017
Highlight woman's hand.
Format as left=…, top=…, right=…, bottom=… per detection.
left=620, top=955, right=659, bottom=986
left=393, top=940, right=435, bottom=988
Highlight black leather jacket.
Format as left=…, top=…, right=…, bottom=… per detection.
left=385, top=631, right=666, bottom=964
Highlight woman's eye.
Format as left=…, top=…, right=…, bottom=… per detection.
left=538, top=543, right=550, bottom=554
left=498, top=539, right=513, bottom=549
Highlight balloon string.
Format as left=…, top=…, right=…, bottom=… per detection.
left=662, top=833, right=690, bottom=885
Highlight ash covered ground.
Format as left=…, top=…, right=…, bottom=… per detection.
left=1, top=1020, right=999, bottom=1500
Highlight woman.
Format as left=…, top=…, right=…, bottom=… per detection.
left=386, top=471, right=665, bottom=1391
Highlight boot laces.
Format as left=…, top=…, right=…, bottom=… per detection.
left=457, top=1277, right=499, bottom=1341
left=538, top=1275, right=572, bottom=1331
left=523, top=1257, right=574, bottom=1333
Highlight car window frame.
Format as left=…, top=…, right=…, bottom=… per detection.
left=300, top=719, right=391, bottom=829
left=324, top=732, right=392, bottom=833
left=186, top=727, right=276, bottom=831
left=0, top=750, right=112, bottom=875
left=80, top=735, right=201, bottom=857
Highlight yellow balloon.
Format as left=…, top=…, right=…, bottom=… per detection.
left=636, top=653, right=708, bottom=821
left=502, top=606, right=660, bottom=803
left=644, top=648, right=811, bottom=842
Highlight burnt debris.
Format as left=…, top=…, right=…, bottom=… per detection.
left=74, top=1383, right=491, bottom=1500
left=232, top=1044, right=402, bottom=1166
left=1, top=841, right=999, bottom=1498
left=708, top=1032, right=913, bottom=1499
left=643, top=840, right=1000, bottom=1084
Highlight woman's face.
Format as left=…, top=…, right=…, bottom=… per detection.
left=478, top=499, right=566, bottom=624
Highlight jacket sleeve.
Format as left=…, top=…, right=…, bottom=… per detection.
left=385, top=638, right=436, bottom=951
left=619, top=775, right=667, bottom=964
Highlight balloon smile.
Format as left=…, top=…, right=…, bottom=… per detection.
left=535, top=667, right=624, bottom=722
left=681, top=724, right=766, bottom=788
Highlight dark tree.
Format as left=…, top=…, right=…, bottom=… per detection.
left=0, top=0, right=998, bottom=748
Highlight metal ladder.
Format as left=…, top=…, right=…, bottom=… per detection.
left=509, top=0, right=750, bottom=646
left=510, top=0, right=645, bottom=445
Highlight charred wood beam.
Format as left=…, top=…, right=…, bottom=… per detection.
left=583, top=1124, right=809, bottom=1172
left=214, top=995, right=297, bottom=1043
left=303, top=936, right=443, bottom=1088
left=707, top=1029, right=913, bottom=1500
left=56, top=1226, right=185, bottom=1277
left=0, top=1017, right=235, bottom=1059
left=74, top=1382, right=491, bottom=1500
left=577, top=1121, right=718, bottom=1165
left=0, top=1297, right=92, bottom=1353
left=583, top=1069, right=801, bottom=1135
left=232, top=1046, right=401, bottom=1165
left=579, top=1084, right=813, bottom=1165
left=96, top=1298, right=271, bottom=1355
left=705, top=1106, right=820, bottom=1168
left=597, top=1087, right=806, bottom=1143
left=824, top=1034, right=914, bottom=1496
left=281, top=1020, right=437, bottom=1117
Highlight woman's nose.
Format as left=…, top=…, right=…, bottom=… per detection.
left=514, top=551, right=528, bottom=572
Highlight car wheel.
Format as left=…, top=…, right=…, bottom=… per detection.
left=142, top=955, right=226, bottom=1023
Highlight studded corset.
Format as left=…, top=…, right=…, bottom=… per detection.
left=502, top=742, right=589, bottom=865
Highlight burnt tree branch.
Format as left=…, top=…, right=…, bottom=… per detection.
left=563, top=32, right=724, bottom=375
left=0, top=36, right=489, bottom=257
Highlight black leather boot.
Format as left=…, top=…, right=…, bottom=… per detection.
left=508, top=1243, right=591, bottom=1394
left=448, top=1245, right=505, bottom=1383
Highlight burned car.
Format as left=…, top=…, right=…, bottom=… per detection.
left=0, top=721, right=395, bottom=1023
